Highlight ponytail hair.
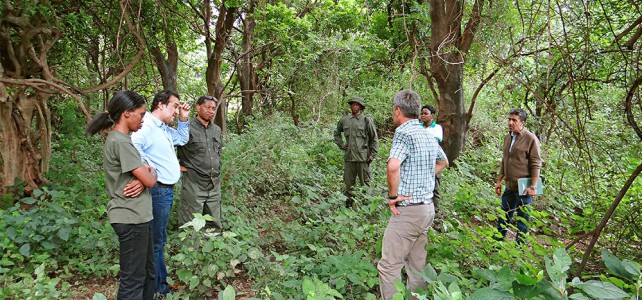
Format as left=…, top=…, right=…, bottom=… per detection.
left=86, top=90, right=147, bottom=135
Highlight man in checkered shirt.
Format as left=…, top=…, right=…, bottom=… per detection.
left=377, top=89, right=448, bottom=300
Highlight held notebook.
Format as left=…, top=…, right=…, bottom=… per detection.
left=517, top=177, right=544, bottom=195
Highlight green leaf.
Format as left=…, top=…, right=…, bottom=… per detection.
left=622, top=260, right=641, bottom=278
left=92, top=293, right=108, bottom=300
left=574, top=280, right=630, bottom=299
left=20, top=197, right=37, bottom=205
left=58, top=227, right=71, bottom=241
left=302, top=278, right=315, bottom=294
left=177, top=268, right=192, bottom=282
left=553, top=248, right=572, bottom=272
left=192, top=217, right=206, bottom=232
left=19, top=243, right=31, bottom=257
left=545, top=257, right=565, bottom=283
left=515, top=273, right=538, bottom=286
left=41, top=241, right=56, bottom=249
left=247, top=247, right=262, bottom=259
left=568, top=293, right=591, bottom=300
left=468, top=287, right=514, bottom=300
left=203, top=241, right=214, bottom=253
left=601, top=248, right=632, bottom=280
left=513, top=280, right=556, bottom=299
left=219, top=285, right=235, bottom=300
left=189, top=276, right=200, bottom=290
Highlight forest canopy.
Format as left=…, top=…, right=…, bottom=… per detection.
left=1, top=0, right=641, bottom=299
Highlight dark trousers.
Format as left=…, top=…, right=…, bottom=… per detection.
left=112, top=222, right=155, bottom=300
left=496, top=189, right=532, bottom=244
left=343, top=161, right=372, bottom=207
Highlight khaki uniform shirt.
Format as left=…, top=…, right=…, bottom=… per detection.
left=499, top=127, right=542, bottom=191
left=177, top=118, right=222, bottom=187
left=103, top=131, right=153, bottom=224
left=334, top=113, right=378, bottom=162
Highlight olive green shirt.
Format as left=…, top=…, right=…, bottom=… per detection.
left=103, top=131, right=153, bottom=224
left=177, top=117, right=222, bottom=186
left=334, top=113, right=379, bottom=162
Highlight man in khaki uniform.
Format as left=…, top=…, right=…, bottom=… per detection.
left=334, top=96, right=379, bottom=207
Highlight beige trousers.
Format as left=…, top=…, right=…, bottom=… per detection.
left=378, top=203, right=435, bottom=300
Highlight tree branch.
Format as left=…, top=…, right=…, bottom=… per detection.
left=0, top=77, right=91, bottom=120
left=573, top=162, right=642, bottom=278
left=625, top=74, right=642, bottom=141
left=460, top=0, right=484, bottom=53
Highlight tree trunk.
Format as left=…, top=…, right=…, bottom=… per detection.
left=150, top=43, right=178, bottom=91
left=428, top=0, right=484, bottom=163
left=433, top=64, right=468, bottom=163
left=205, top=3, right=238, bottom=133
left=0, top=0, right=146, bottom=196
left=238, top=0, right=257, bottom=117
left=0, top=93, right=51, bottom=193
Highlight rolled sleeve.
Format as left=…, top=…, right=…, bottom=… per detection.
left=170, top=120, right=190, bottom=146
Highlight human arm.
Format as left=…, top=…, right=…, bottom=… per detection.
left=524, top=136, right=542, bottom=197
left=386, top=158, right=411, bottom=215
left=123, top=164, right=158, bottom=197
left=167, top=119, right=190, bottom=146
left=495, top=174, right=504, bottom=196
left=131, top=164, right=157, bottom=188
left=435, top=147, right=448, bottom=174
left=178, top=101, right=191, bottom=122
left=333, top=119, right=347, bottom=150
left=435, top=124, right=443, bottom=143
left=367, top=117, right=379, bottom=163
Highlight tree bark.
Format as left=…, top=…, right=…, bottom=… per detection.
left=150, top=43, right=178, bottom=91
left=428, top=0, right=484, bottom=163
left=0, top=0, right=145, bottom=194
left=238, top=0, right=257, bottom=118
left=204, top=2, right=238, bottom=133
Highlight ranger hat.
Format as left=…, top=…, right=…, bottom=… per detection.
left=348, top=97, right=366, bottom=109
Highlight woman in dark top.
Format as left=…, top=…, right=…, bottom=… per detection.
left=86, top=90, right=157, bottom=300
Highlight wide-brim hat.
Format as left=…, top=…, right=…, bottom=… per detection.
left=348, top=97, right=365, bottom=109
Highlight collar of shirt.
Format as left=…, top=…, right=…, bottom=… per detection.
left=398, top=119, right=419, bottom=131
left=147, top=112, right=166, bottom=129
left=350, top=113, right=364, bottom=120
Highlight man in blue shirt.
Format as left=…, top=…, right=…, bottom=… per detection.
left=378, top=89, right=448, bottom=300
left=131, top=89, right=190, bottom=296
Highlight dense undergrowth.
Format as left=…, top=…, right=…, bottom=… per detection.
left=1, top=114, right=640, bottom=299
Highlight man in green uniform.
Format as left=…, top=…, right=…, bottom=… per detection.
left=334, top=96, right=379, bottom=207
left=177, top=95, right=223, bottom=232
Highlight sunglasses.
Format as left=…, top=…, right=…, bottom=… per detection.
left=200, top=95, right=218, bottom=104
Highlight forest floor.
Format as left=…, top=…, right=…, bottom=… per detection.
left=69, top=275, right=257, bottom=299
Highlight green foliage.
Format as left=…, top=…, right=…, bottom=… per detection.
left=168, top=214, right=267, bottom=298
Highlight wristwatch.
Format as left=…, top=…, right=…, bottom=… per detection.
left=388, top=195, right=398, bottom=200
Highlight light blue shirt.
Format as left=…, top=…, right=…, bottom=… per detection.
left=131, top=113, right=189, bottom=185
left=389, top=119, right=446, bottom=205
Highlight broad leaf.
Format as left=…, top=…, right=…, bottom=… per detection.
left=602, top=248, right=632, bottom=280
left=574, top=280, right=630, bottom=299
left=218, top=285, right=235, bottom=300
left=19, top=243, right=31, bottom=257
left=468, top=287, right=514, bottom=300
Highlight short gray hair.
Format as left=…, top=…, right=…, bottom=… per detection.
left=393, top=89, right=421, bottom=118
left=509, top=108, right=528, bottom=122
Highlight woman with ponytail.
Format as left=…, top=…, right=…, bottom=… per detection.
left=87, top=90, right=157, bottom=299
